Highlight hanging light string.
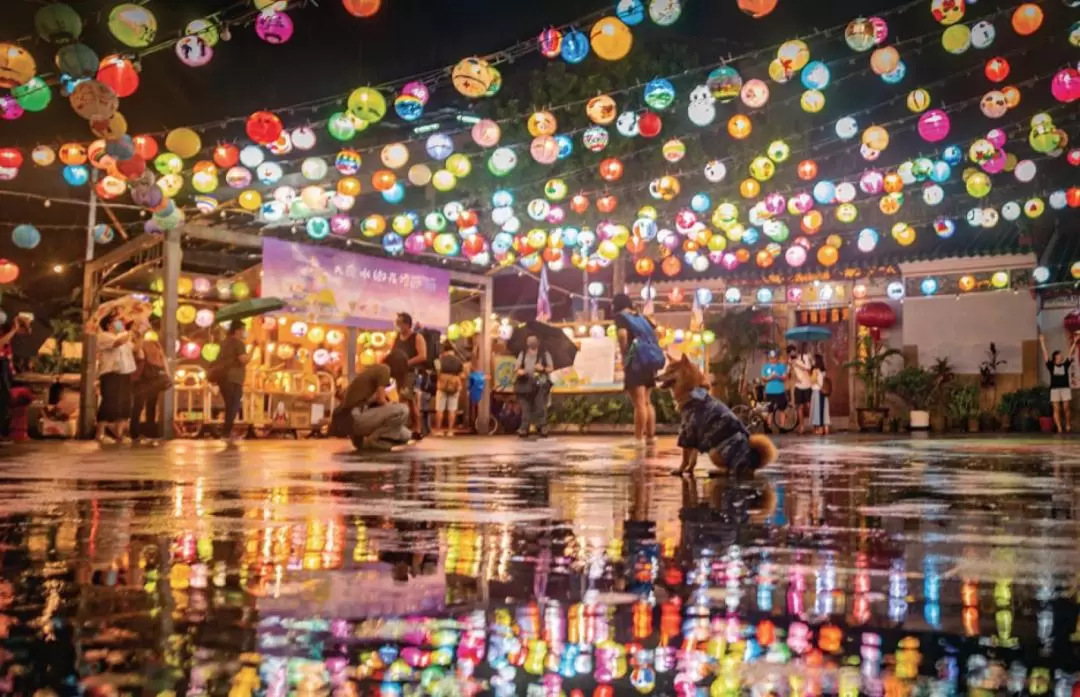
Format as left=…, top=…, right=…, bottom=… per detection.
left=6, top=0, right=930, bottom=153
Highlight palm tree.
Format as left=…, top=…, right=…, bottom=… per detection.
left=844, top=334, right=902, bottom=410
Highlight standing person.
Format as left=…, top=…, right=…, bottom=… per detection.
left=761, top=351, right=789, bottom=431
left=467, top=338, right=486, bottom=433
left=788, top=344, right=814, bottom=435
left=130, top=323, right=168, bottom=443
left=95, top=313, right=137, bottom=444
left=391, top=312, right=427, bottom=439
left=0, top=314, right=30, bottom=444
left=433, top=341, right=465, bottom=437
left=613, top=293, right=663, bottom=448
left=810, top=354, right=831, bottom=436
left=1040, top=333, right=1078, bottom=433
left=215, top=321, right=250, bottom=444
left=515, top=332, right=553, bottom=438
left=329, top=350, right=412, bottom=450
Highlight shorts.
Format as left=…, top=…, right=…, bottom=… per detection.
left=435, top=390, right=459, bottom=412
left=765, top=393, right=788, bottom=411
left=623, top=367, right=656, bottom=391
left=397, top=370, right=417, bottom=401
left=1050, top=387, right=1072, bottom=403
left=794, top=387, right=813, bottom=406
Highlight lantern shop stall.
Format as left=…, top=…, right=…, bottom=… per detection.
left=81, top=225, right=493, bottom=439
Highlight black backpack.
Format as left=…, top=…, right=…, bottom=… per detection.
left=418, top=327, right=442, bottom=370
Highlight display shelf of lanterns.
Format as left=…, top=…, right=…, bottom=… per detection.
left=173, top=364, right=210, bottom=436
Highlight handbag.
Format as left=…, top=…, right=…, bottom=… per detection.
left=135, top=365, right=173, bottom=397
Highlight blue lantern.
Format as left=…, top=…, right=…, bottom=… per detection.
left=801, top=61, right=831, bottom=90
left=555, top=134, right=574, bottom=159
left=756, top=287, right=773, bottom=304
left=929, top=161, right=951, bottom=183
left=920, top=277, right=939, bottom=296
left=690, top=192, right=711, bottom=213
left=616, top=0, right=646, bottom=25
left=394, top=94, right=424, bottom=122
left=306, top=217, right=330, bottom=239
left=643, top=78, right=676, bottom=110
left=382, top=233, right=404, bottom=255
left=93, top=223, right=115, bottom=244
left=881, top=60, right=906, bottom=84
left=812, top=180, right=836, bottom=205
left=63, top=164, right=89, bottom=186
left=743, top=227, right=759, bottom=245
left=425, top=133, right=454, bottom=161
left=105, top=135, right=135, bottom=160
left=561, top=29, right=590, bottom=64
left=695, top=288, right=713, bottom=306
left=491, top=189, right=513, bottom=207
left=382, top=182, right=406, bottom=204
left=942, top=145, right=962, bottom=166
left=12, top=224, right=40, bottom=249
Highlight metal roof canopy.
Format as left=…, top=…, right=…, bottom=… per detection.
left=79, top=224, right=494, bottom=440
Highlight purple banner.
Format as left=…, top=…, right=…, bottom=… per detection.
left=261, top=238, right=450, bottom=330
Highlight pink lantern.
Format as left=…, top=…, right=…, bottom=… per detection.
left=722, top=253, right=739, bottom=270
left=530, top=136, right=559, bottom=164
left=471, top=119, right=501, bottom=147
left=764, top=193, right=786, bottom=215
left=981, top=149, right=1007, bottom=174
left=790, top=192, right=814, bottom=214
left=986, top=128, right=1007, bottom=149
left=0, top=96, right=23, bottom=121
left=180, top=341, right=201, bottom=360
left=330, top=214, right=352, bottom=234
left=256, top=11, right=294, bottom=44
left=402, top=81, right=430, bottom=105
left=917, top=109, right=950, bottom=143
left=404, top=233, right=427, bottom=254
left=675, top=209, right=697, bottom=233
left=1051, top=68, right=1080, bottom=104
left=859, top=169, right=884, bottom=194
left=785, top=245, right=807, bottom=267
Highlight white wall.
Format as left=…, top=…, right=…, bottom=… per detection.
left=902, top=292, right=1037, bottom=372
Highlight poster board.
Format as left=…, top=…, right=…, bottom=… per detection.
left=261, top=238, right=451, bottom=330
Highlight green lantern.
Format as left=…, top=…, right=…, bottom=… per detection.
left=35, top=3, right=84, bottom=44
left=13, top=77, right=52, bottom=112
left=327, top=112, right=356, bottom=141
left=108, top=3, right=158, bottom=48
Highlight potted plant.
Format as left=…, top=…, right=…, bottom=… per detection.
left=885, top=365, right=938, bottom=430
left=996, top=390, right=1020, bottom=431
left=929, top=357, right=956, bottom=431
left=979, top=342, right=1006, bottom=409
left=1030, top=385, right=1055, bottom=433
left=845, top=334, right=902, bottom=432
left=947, top=383, right=981, bottom=433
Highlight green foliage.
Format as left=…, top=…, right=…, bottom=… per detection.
left=548, top=389, right=678, bottom=429
left=886, top=365, right=939, bottom=411
left=706, top=310, right=767, bottom=405
left=28, top=317, right=82, bottom=375
left=845, top=335, right=902, bottom=409
left=996, top=386, right=1053, bottom=420
left=947, top=383, right=980, bottom=421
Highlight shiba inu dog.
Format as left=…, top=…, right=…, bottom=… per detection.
left=658, top=354, right=777, bottom=476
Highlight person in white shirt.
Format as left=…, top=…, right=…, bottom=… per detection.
left=96, top=312, right=137, bottom=443
left=787, top=343, right=814, bottom=435
left=810, top=354, right=831, bottom=435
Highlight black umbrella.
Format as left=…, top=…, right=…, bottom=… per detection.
left=507, top=321, right=578, bottom=371
left=215, top=297, right=286, bottom=324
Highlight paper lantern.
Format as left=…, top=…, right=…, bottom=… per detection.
left=586, top=95, right=617, bottom=125
left=870, top=47, right=899, bottom=75
left=471, top=119, right=501, bottom=147
left=638, top=111, right=662, bottom=138
left=69, top=79, right=117, bottom=121
left=941, top=24, right=971, bottom=54
left=0, top=259, right=18, bottom=285
left=108, top=3, right=157, bottom=48
left=527, top=110, right=557, bottom=137
left=726, top=113, right=753, bottom=140
left=163, top=128, right=201, bottom=160
left=255, top=11, right=294, bottom=43
left=12, top=224, right=40, bottom=250
left=13, top=76, right=51, bottom=113
left=985, top=57, right=1009, bottom=83
left=451, top=57, right=494, bottom=98
left=245, top=110, right=282, bottom=145
left=800, top=90, right=825, bottom=113
left=590, top=17, right=633, bottom=60
left=238, top=190, right=262, bottom=211
left=343, top=0, right=381, bottom=17
left=1012, top=3, right=1043, bottom=35
left=931, top=0, right=965, bottom=26
left=1051, top=69, right=1080, bottom=103
left=738, top=0, right=777, bottom=18
left=917, top=110, right=950, bottom=142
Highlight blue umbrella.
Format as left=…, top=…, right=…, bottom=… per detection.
left=784, top=325, right=832, bottom=343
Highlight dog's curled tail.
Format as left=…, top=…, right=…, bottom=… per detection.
left=748, top=434, right=777, bottom=470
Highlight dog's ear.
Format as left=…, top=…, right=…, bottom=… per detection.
left=680, top=354, right=690, bottom=365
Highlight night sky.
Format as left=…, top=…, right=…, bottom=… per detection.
left=1, top=0, right=1076, bottom=314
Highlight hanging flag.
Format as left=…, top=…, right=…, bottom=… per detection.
left=536, top=266, right=551, bottom=321
left=690, top=291, right=704, bottom=332
left=642, top=278, right=655, bottom=317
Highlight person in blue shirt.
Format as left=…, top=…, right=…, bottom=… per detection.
left=761, top=350, right=789, bottom=411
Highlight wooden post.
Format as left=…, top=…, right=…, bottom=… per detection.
left=161, top=226, right=182, bottom=439
left=77, top=174, right=99, bottom=439
left=346, top=327, right=358, bottom=382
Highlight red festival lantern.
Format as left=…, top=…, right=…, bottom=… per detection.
left=856, top=300, right=896, bottom=341
left=246, top=110, right=283, bottom=145
left=1064, top=310, right=1080, bottom=335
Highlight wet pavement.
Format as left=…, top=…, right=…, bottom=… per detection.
left=0, top=435, right=1078, bottom=696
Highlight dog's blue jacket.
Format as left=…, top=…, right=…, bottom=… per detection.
left=677, top=387, right=753, bottom=467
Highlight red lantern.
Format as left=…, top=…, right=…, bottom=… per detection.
left=246, top=110, right=283, bottom=145
left=1064, top=310, right=1080, bottom=335
left=598, top=157, right=624, bottom=182
left=116, top=155, right=146, bottom=179
left=1067, top=186, right=1080, bottom=209
left=96, top=55, right=139, bottom=98
left=132, top=134, right=158, bottom=161
left=856, top=300, right=896, bottom=341
left=213, top=143, right=239, bottom=168
left=638, top=111, right=662, bottom=138
left=597, top=194, right=617, bottom=213
left=457, top=209, right=479, bottom=229
left=570, top=194, right=589, bottom=214
left=462, top=235, right=485, bottom=257
left=797, top=159, right=817, bottom=181
left=661, top=255, right=681, bottom=277
left=625, top=237, right=646, bottom=255
left=984, top=57, right=1010, bottom=84
left=0, top=259, right=20, bottom=285
left=0, top=147, right=23, bottom=170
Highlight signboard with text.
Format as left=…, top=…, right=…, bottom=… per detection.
left=261, top=238, right=450, bottom=329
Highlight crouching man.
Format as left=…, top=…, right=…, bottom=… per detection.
left=330, top=351, right=413, bottom=451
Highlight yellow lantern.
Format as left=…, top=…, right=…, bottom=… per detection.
left=800, top=89, right=825, bottom=113
left=816, top=245, right=839, bottom=267
left=177, top=276, right=194, bottom=295
left=906, top=88, right=930, bottom=113
left=165, top=128, right=202, bottom=159
left=727, top=114, right=752, bottom=140
left=870, top=46, right=900, bottom=75
left=177, top=304, right=197, bottom=324
left=380, top=142, right=409, bottom=169
left=307, top=326, right=326, bottom=343
left=337, top=176, right=361, bottom=196
left=990, top=271, right=1009, bottom=289
left=590, top=17, right=633, bottom=61
left=527, top=110, right=557, bottom=137
left=958, top=275, right=976, bottom=292
left=891, top=222, right=916, bottom=246
left=326, top=329, right=344, bottom=345
left=157, top=174, right=183, bottom=197
left=739, top=178, right=760, bottom=198
left=446, top=153, right=471, bottom=178
left=238, top=190, right=262, bottom=211
left=360, top=348, right=376, bottom=365
left=862, top=126, right=889, bottom=151
left=749, top=156, right=775, bottom=182
left=432, top=169, right=456, bottom=192
left=586, top=94, right=617, bottom=125
left=777, top=39, right=810, bottom=71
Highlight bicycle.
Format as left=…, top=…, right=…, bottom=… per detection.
left=731, top=384, right=799, bottom=434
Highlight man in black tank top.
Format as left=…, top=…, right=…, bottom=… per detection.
left=393, top=312, right=427, bottom=437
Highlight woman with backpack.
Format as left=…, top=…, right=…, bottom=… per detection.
left=810, top=353, right=831, bottom=436
left=433, top=341, right=465, bottom=437
left=613, top=293, right=664, bottom=449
